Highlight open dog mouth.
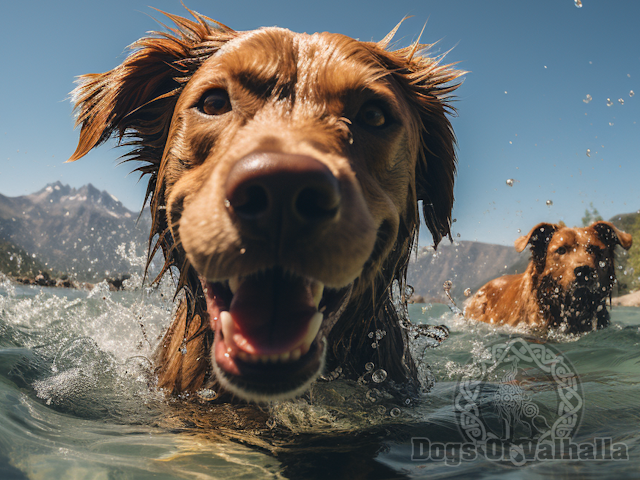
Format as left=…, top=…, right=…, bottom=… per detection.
left=203, top=267, right=351, bottom=401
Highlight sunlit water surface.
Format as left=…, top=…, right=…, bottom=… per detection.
left=1, top=274, right=639, bottom=479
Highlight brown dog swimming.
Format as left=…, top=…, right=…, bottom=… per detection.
left=69, top=9, right=462, bottom=401
left=465, top=221, right=632, bottom=333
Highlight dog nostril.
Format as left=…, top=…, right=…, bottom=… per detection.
left=230, top=184, right=269, bottom=218
left=574, top=266, right=595, bottom=283
left=295, top=186, right=340, bottom=221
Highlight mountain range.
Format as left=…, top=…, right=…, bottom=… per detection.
left=0, top=182, right=637, bottom=297
left=0, top=182, right=150, bottom=281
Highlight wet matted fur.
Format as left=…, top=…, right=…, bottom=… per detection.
left=465, top=221, right=632, bottom=333
left=69, top=8, right=463, bottom=401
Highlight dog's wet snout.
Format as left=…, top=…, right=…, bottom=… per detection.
left=574, top=265, right=596, bottom=285
left=225, top=152, right=340, bottom=233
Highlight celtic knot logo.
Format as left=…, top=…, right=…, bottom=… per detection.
left=413, top=338, right=628, bottom=465
left=455, top=338, right=583, bottom=447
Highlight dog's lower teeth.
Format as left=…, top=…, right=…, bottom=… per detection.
left=227, top=310, right=324, bottom=364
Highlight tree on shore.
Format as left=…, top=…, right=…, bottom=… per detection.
left=582, top=203, right=603, bottom=227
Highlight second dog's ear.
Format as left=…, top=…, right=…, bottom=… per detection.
left=515, top=223, right=558, bottom=272
left=514, top=223, right=558, bottom=252
left=592, top=221, right=633, bottom=250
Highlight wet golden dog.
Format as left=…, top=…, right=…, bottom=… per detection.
left=465, top=221, right=632, bottom=333
left=69, top=10, right=462, bottom=401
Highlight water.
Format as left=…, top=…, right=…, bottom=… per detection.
left=1, top=277, right=639, bottom=479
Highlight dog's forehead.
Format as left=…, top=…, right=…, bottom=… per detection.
left=193, top=27, right=391, bottom=98
left=552, top=227, right=606, bottom=249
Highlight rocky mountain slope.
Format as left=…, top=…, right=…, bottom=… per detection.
left=0, top=182, right=150, bottom=281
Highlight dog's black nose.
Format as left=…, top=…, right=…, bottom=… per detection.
left=225, top=152, right=340, bottom=237
left=574, top=265, right=595, bottom=285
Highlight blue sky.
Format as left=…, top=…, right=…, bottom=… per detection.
left=1, top=0, right=639, bottom=246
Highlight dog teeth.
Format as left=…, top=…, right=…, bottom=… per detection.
left=228, top=276, right=241, bottom=294
left=311, top=281, right=324, bottom=308
left=220, top=311, right=234, bottom=342
left=301, top=311, right=323, bottom=353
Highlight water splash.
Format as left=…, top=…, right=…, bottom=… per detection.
left=574, top=0, right=582, bottom=7
left=586, top=148, right=591, bottom=157
left=582, top=94, right=592, bottom=103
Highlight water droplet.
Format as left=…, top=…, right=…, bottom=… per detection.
left=517, top=228, right=521, bottom=233
left=586, top=148, right=591, bottom=157
left=630, top=90, right=635, bottom=97
left=609, top=122, right=614, bottom=126
left=583, top=94, right=592, bottom=104
left=239, top=248, right=246, bottom=254
left=368, top=332, right=374, bottom=338
left=196, top=388, right=218, bottom=401
left=606, top=98, right=613, bottom=107
left=372, top=369, right=388, bottom=383
left=371, top=343, right=378, bottom=349
left=390, top=407, right=401, bottom=418
left=456, top=233, right=461, bottom=237
left=224, top=199, right=231, bottom=208
left=546, top=200, right=553, bottom=206
left=574, top=0, right=582, bottom=7
left=464, top=288, right=472, bottom=297
left=365, top=362, right=375, bottom=372
left=377, top=406, right=386, bottom=415
left=404, top=398, right=412, bottom=405
left=506, top=178, right=515, bottom=187
left=375, top=329, right=386, bottom=340
left=618, top=98, right=624, bottom=105
left=366, top=390, right=378, bottom=402
left=599, top=261, right=606, bottom=268
left=266, top=418, right=277, bottom=429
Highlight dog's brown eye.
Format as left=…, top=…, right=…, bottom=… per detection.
left=358, top=104, right=386, bottom=128
left=200, top=89, right=231, bottom=116
left=556, top=246, right=567, bottom=255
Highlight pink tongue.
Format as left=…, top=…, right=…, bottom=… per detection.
left=229, top=271, right=317, bottom=355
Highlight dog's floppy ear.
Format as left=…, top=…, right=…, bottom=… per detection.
left=515, top=222, right=558, bottom=272
left=514, top=223, right=558, bottom=252
left=377, top=26, right=464, bottom=247
left=69, top=10, right=236, bottom=166
left=592, top=221, right=633, bottom=250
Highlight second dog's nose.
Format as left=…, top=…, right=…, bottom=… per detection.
left=574, top=265, right=595, bottom=284
left=225, top=152, right=340, bottom=235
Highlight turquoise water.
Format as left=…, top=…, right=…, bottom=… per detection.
left=1, top=276, right=639, bottom=479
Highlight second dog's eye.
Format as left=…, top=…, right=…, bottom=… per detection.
left=357, top=103, right=386, bottom=128
left=199, top=89, right=231, bottom=116
left=556, top=246, right=567, bottom=255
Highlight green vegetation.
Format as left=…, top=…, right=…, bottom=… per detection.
left=610, top=211, right=640, bottom=295
left=582, top=203, right=603, bottom=227
left=0, top=240, right=51, bottom=278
